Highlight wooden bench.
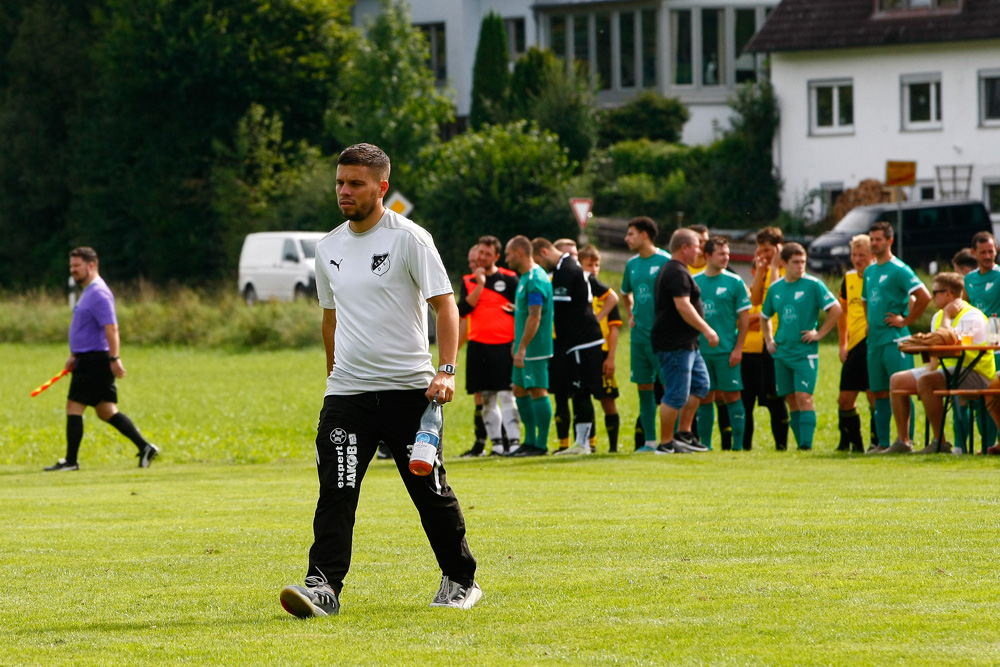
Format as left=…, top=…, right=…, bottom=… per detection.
left=932, top=389, right=1000, bottom=454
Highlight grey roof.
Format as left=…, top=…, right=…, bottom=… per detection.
left=745, top=0, right=1000, bottom=53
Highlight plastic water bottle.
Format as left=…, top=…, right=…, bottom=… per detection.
left=989, top=314, right=1000, bottom=344
left=409, top=398, right=443, bottom=476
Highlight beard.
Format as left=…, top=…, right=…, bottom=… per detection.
left=340, top=195, right=377, bottom=222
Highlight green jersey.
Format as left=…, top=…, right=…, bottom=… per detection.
left=621, top=249, right=671, bottom=339
left=862, top=257, right=925, bottom=348
left=761, top=274, right=837, bottom=361
left=964, top=266, right=1000, bottom=320
left=694, top=269, right=751, bottom=356
left=513, top=265, right=554, bottom=360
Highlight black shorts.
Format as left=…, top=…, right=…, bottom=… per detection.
left=67, top=351, right=118, bottom=406
left=550, top=344, right=605, bottom=398
left=465, top=340, right=514, bottom=393
left=840, top=339, right=870, bottom=392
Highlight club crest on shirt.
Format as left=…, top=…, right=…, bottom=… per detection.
left=371, top=253, right=390, bottom=276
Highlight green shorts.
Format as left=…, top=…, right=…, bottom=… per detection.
left=630, top=334, right=661, bottom=385
left=867, top=343, right=914, bottom=393
left=512, top=357, right=550, bottom=390
left=704, top=354, right=742, bottom=393
left=774, top=354, right=819, bottom=396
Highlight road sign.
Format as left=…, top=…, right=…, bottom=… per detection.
left=386, top=191, right=414, bottom=217
left=885, top=161, right=917, bottom=188
left=570, top=198, right=593, bottom=228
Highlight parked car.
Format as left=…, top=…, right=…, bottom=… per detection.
left=238, top=231, right=326, bottom=305
left=808, top=200, right=992, bottom=274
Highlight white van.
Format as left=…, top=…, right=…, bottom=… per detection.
left=238, top=232, right=326, bottom=305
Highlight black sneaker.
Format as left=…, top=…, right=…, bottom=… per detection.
left=673, top=431, right=709, bottom=453
left=460, top=444, right=487, bottom=458
left=44, top=458, right=79, bottom=472
left=376, top=442, right=392, bottom=460
left=508, top=445, right=547, bottom=457
left=655, top=442, right=675, bottom=455
left=138, top=443, right=160, bottom=468
left=280, top=575, right=340, bottom=618
left=429, top=576, right=482, bottom=609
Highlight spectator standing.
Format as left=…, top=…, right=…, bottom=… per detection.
left=760, top=243, right=842, bottom=450
left=620, top=217, right=672, bottom=450
left=44, top=247, right=160, bottom=471
left=693, top=237, right=751, bottom=450
left=505, top=235, right=554, bottom=457
left=651, top=228, right=718, bottom=454
left=458, top=236, right=521, bottom=457
left=863, top=221, right=931, bottom=454
left=578, top=245, right=623, bottom=452
left=836, top=234, right=877, bottom=453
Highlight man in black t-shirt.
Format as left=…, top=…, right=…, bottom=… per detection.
left=534, top=237, right=606, bottom=455
left=651, top=228, right=719, bottom=454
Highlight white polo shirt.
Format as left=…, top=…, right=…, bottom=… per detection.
left=315, top=209, right=453, bottom=395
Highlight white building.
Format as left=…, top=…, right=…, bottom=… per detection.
left=352, top=0, right=777, bottom=145
left=746, top=0, right=1000, bottom=221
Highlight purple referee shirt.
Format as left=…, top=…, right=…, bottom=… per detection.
left=69, top=277, right=117, bottom=353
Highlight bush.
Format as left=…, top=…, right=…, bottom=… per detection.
left=414, top=121, right=576, bottom=273
left=597, top=92, right=689, bottom=147
left=469, top=11, right=510, bottom=130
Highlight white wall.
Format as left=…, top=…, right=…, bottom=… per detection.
left=771, top=40, right=1000, bottom=212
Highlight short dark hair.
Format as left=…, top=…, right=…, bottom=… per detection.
left=578, top=244, right=600, bottom=263
left=531, top=237, right=555, bottom=256
left=870, top=220, right=894, bottom=239
left=628, top=216, right=658, bottom=242
left=952, top=248, right=978, bottom=272
left=933, top=272, right=964, bottom=297
left=478, top=235, right=501, bottom=255
left=687, top=224, right=709, bottom=236
left=337, top=143, right=390, bottom=181
left=780, top=242, right=807, bottom=262
left=756, top=226, right=784, bottom=246
left=69, top=247, right=98, bottom=264
left=703, top=236, right=729, bottom=256
left=507, top=235, right=532, bottom=255
left=972, top=231, right=996, bottom=249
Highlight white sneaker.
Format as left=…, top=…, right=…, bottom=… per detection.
left=553, top=444, right=591, bottom=455
left=429, top=576, right=482, bottom=609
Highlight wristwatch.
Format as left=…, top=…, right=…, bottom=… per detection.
left=109, top=355, right=119, bottom=362
left=437, top=363, right=456, bottom=375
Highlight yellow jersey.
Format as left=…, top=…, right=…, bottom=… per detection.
left=839, top=269, right=867, bottom=352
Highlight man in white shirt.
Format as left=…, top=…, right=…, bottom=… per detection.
left=280, top=144, right=480, bottom=618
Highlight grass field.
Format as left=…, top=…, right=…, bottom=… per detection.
left=3, top=341, right=999, bottom=666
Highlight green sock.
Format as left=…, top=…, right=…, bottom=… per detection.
left=875, top=398, right=892, bottom=446
left=790, top=410, right=802, bottom=447
left=516, top=395, right=535, bottom=447
left=696, top=404, right=715, bottom=450
left=727, top=400, right=746, bottom=451
left=798, top=410, right=816, bottom=450
left=639, top=390, right=657, bottom=445
left=533, top=396, right=552, bottom=452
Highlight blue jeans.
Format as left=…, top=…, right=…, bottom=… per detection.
left=656, top=349, right=710, bottom=409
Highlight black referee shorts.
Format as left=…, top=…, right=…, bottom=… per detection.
left=465, top=340, right=514, bottom=393
left=550, top=344, right=605, bottom=398
left=840, top=339, right=870, bottom=392
left=67, top=351, right=118, bottom=406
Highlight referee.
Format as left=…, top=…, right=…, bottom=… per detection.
left=44, top=247, right=159, bottom=471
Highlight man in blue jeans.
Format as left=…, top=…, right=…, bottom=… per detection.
left=651, top=228, right=719, bottom=454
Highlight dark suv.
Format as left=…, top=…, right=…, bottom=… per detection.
left=808, top=200, right=993, bottom=273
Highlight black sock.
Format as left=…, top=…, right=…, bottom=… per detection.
left=869, top=411, right=879, bottom=447
left=605, top=413, right=620, bottom=452
left=473, top=405, right=487, bottom=444
left=554, top=392, right=570, bottom=441
left=717, top=402, right=732, bottom=450
left=66, top=415, right=83, bottom=463
left=107, top=412, right=150, bottom=453
left=841, top=408, right=863, bottom=451
left=634, top=417, right=644, bottom=450
left=770, top=398, right=789, bottom=450
left=837, top=410, right=851, bottom=450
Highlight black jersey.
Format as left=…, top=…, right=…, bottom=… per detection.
left=551, top=253, right=605, bottom=352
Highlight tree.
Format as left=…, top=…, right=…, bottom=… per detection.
left=468, top=11, right=509, bottom=130
left=414, top=121, right=576, bottom=273
left=597, top=91, right=689, bottom=147
left=509, top=47, right=555, bottom=119
left=530, top=59, right=599, bottom=168
left=327, top=0, right=453, bottom=195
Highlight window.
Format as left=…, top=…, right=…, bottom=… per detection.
left=901, top=74, right=941, bottom=130
left=672, top=10, right=693, bottom=85
left=986, top=181, right=1000, bottom=216
left=734, top=9, right=759, bottom=83
left=877, top=0, right=960, bottom=11
left=641, top=9, right=657, bottom=88
left=551, top=16, right=567, bottom=59
left=619, top=12, right=636, bottom=88
left=810, top=80, right=854, bottom=135
left=504, top=18, right=526, bottom=62
left=701, top=9, right=725, bottom=86
left=596, top=13, right=612, bottom=90
left=820, top=182, right=844, bottom=219
left=417, top=23, right=446, bottom=84
left=980, top=70, right=1000, bottom=127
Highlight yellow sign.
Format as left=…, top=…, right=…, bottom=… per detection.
left=885, top=161, right=917, bottom=187
left=385, top=191, right=413, bottom=217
